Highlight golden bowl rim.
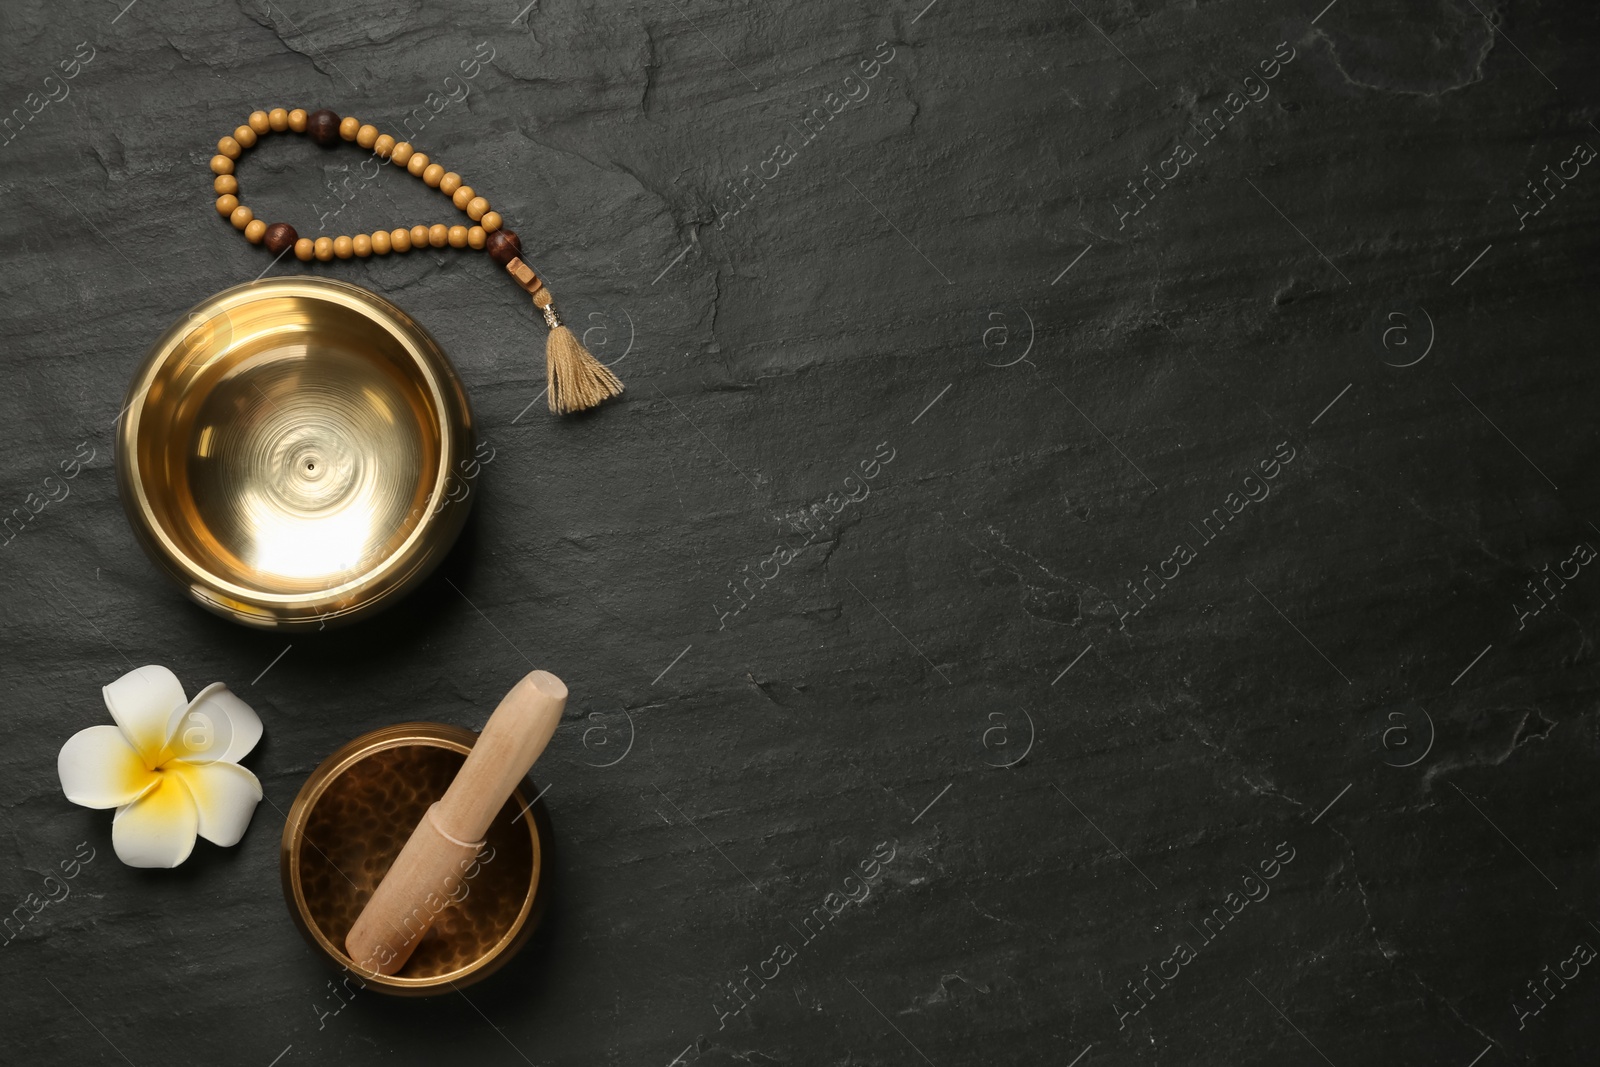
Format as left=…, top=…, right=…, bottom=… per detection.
left=278, top=721, right=546, bottom=996
left=116, top=277, right=474, bottom=629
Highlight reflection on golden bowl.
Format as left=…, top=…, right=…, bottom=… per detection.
left=116, top=278, right=473, bottom=629
left=280, top=723, right=549, bottom=996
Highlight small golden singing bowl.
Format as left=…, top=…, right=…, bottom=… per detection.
left=280, top=723, right=550, bottom=996
left=117, top=278, right=474, bottom=629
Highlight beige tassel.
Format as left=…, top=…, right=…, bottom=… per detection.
left=533, top=288, right=623, bottom=414
left=504, top=256, right=624, bottom=415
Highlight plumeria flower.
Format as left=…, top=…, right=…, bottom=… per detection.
left=57, top=665, right=264, bottom=868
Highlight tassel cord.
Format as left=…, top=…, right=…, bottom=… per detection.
left=506, top=258, right=623, bottom=415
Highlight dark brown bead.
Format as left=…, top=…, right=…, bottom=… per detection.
left=485, top=229, right=522, bottom=268
left=263, top=222, right=298, bottom=255
left=306, top=109, right=341, bottom=147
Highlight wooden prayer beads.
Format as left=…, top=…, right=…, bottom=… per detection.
left=204, top=107, right=622, bottom=413
left=211, top=107, right=499, bottom=270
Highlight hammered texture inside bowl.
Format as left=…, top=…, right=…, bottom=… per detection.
left=282, top=725, right=545, bottom=994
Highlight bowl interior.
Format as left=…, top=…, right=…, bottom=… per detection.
left=291, top=737, right=539, bottom=989
left=134, top=292, right=443, bottom=596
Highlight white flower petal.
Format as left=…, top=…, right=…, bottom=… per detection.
left=166, top=761, right=263, bottom=847
left=58, top=726, right=160, bottom=809
left=102, top=665, right=187, bottom=767
left=112, top=774, right=199, bottom=868
left=168, top=683, right=264, bottom=766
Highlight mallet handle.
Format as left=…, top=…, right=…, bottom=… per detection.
left=344, top=670, right=566, bottom=975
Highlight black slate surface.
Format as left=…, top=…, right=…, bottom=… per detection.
left=3, top=0, right=1599, bottom=1064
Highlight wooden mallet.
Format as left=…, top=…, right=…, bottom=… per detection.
left=345, top=670, right=566, bottom=976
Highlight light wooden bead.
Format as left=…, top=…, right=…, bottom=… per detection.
left=466, top=196, right=488, bottom=221
left=467, top=226, right=486, bottom=249
left=268, top=108, right=289, bottom=132
left=249, top=111, right=271, bottom=134
left=215, top=194, right=239, bottom=217
left=391, top=142, right=414, bottom=166
left=390, top=227, right=412, bottom=253
left=233, top=125, right=257, bottom=148
left=217, top=136, right=241, bottom=160
left=230, top=205, right=254, bottom=230
left=314, top=237, right=334, bottom=261
left=352, top=233, right=372, bottom=257
left=244, top=218, right=267, bottom=244
left=288, top=108, right=307, bottom=133
left=339, top=116, right=360, bottom=141
left=373, top=134, right=395, bottom=159
left=422, top=163, right=445, bottom=188
left=428, top=224, right=449, bottom=247
left=480, top=211, right=502, bottom=233
left=439, top=172, right=462, bottom=196
left=448, top=225, right=468, bottom=248
left=371, top=229, right=392, bottom=255
left=410, top=224, right=430, bottom=248
left=333, top=235, right=354, bottom=259
left=451, top=185, right=474, bottom=210
left=213, top=174, right=238, bottom=195
left=356, top=124, right=378, bottom=149
left=406, top=152, right=429, bottom=177
left=294, top=238, right=315, bottom=261
left=210, top=155, right=234, bottom=175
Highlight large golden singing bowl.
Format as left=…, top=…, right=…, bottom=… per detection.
left=117, top=278, right=473, bottom=629
left=281, top=722, right=550, bottom=996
